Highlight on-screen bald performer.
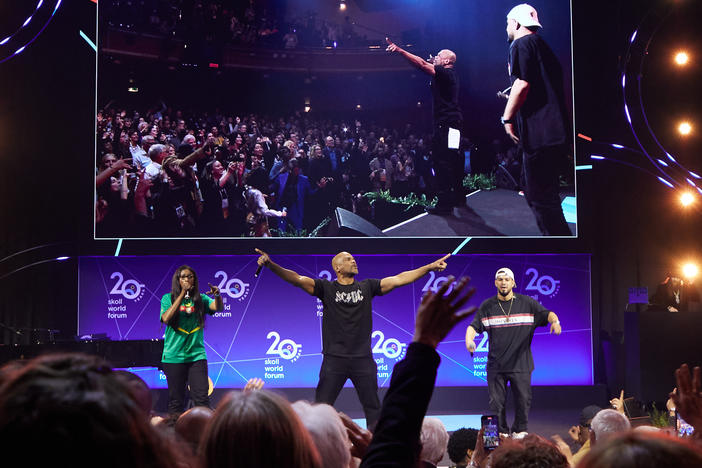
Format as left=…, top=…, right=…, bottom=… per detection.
left=386, top=38, right=464, bottom=215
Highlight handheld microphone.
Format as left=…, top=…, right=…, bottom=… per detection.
left=255, top=264, right=263, bottom=278
left=185, top=289, right=190, bottom=300
left=497, top=86, right=512, bottom=100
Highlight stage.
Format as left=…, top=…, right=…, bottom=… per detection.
left=380, top=189, right=576, bottom=237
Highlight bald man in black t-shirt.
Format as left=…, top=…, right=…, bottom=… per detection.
left=255, top=248, right=450, bottom=429
left=386, top=38, right=464, bottom=215
left=465, top=267, right=561, bottom=437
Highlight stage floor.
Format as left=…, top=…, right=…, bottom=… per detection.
left=382, top=189, right=576, bottom=237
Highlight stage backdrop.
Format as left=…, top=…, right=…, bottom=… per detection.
left=78, top=254, right=592, bottom=389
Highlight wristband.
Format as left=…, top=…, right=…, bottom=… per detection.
left=500, top=116, right=514, bottom=125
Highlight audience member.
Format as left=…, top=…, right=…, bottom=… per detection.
left=551, top=404, right=601, bottom=466
left=175, top=406, right=214, bottom=456
left=291, top=401, right=352, bottom=468
left=490, top=434, right=568, bottom=468
left=96, top=104, right=465, bottom=237
left=447, top=427, right=479, bottom=467
left=0, top=353, right=187, bottom=468
left=200, top=389, right=322, bottom=468
left=579, top=431, right=702, bottom=468
left=590, top=408, right=631, bottom=445
left=419, top=417, right=449, bottom=467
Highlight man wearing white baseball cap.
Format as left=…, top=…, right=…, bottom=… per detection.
left=465, top=267, right=561, bottom=438
left=500, top=4, right=572, bottom=236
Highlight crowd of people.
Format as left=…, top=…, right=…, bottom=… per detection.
left=95, top=104, right=439, bottom=237
left=104, top=0, right=383, bottom=50
left=1, top=279, right=702, bottom=467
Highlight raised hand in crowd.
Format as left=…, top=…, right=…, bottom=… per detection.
left=610, top=389, right=625, bottom=415
left=469, top=426, right=489, bottom=468
left=95, top=199, right=109, bottom=223
left=551, top=434, right=574, bottom=466
left=671, top=364, right=702, bottom=439
left=414, top=276, right=476, bottom=348
left=568, top=424, right=581, bottom=442
left=96, top=157, right=132, bottom=187
left=134, top=168, right=154, bottom=216
left=339, top=412, right=372, bottom=459
left=243, top=377, right=265, bottom=393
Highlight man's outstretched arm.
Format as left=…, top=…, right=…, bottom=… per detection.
left=380, top=254, right=450, bottom=294
left=386, top=38, right=435, bottom=76
left=255, top=248, right=315, bottom=295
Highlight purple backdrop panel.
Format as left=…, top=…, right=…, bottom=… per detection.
left=79, top=254, right=592, bottom=389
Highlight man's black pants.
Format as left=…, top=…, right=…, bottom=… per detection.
left=487, top=371, right=532, bottom=434
left=522, top=145, right=571, bottom=236
left=315, top=355, right=381, bottom=430
left=162, top=359, right=210, bottom=414
left=432, top=124, right=464, bottom=210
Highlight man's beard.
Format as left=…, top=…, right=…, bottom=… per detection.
left=498, top=289, right=511, bottom=298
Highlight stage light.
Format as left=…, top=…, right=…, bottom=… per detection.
left=356, top=104, right=362, bottom=110
left=339, top=1, right=347, bottom=11
left=674, top=51, right=689, bottom=66
left=56, top=256, right=69, bottom=261
left=682, top=263, right=699, bottom=279
left=678, top=121, right=692, bottom=136
left=658, top=176, right=675, bottom=188
left=304, top=105, right=311, bottom=113
left=680, top=192, right=695, bottom=207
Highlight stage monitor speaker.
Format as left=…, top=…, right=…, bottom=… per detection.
left=494, top=165, right=520, bottom=191
left=327, top=208, right=386, bottom=237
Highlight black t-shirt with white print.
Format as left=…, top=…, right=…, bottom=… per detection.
left=470, top=293, right=550, bottom=373
left=314, top=278, right=383, bottom=357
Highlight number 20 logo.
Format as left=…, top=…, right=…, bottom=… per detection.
left=524, top=268, right=560, bottom=297
left=421, top=271, right=455, bottom=294
left=214, top=271, right=249, bottom=300
left=266, top=331, right=302, bottom=362
left=372, top=331, right=406, bottom=359
left=109, top=272, right=145, bottom=301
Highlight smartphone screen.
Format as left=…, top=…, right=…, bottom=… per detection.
left=481, top=414, right=500, bottom=451
left=677, top=412, right=694, bottom=437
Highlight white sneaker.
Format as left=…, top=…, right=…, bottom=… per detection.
left=512, top=431, right=528, bottom=439
left=500, top=432, right=511, bottom=439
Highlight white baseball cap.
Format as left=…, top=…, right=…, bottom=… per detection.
left=507, top=4, right=542, bottom=29
left=495, top=268, right=515, bottom=282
